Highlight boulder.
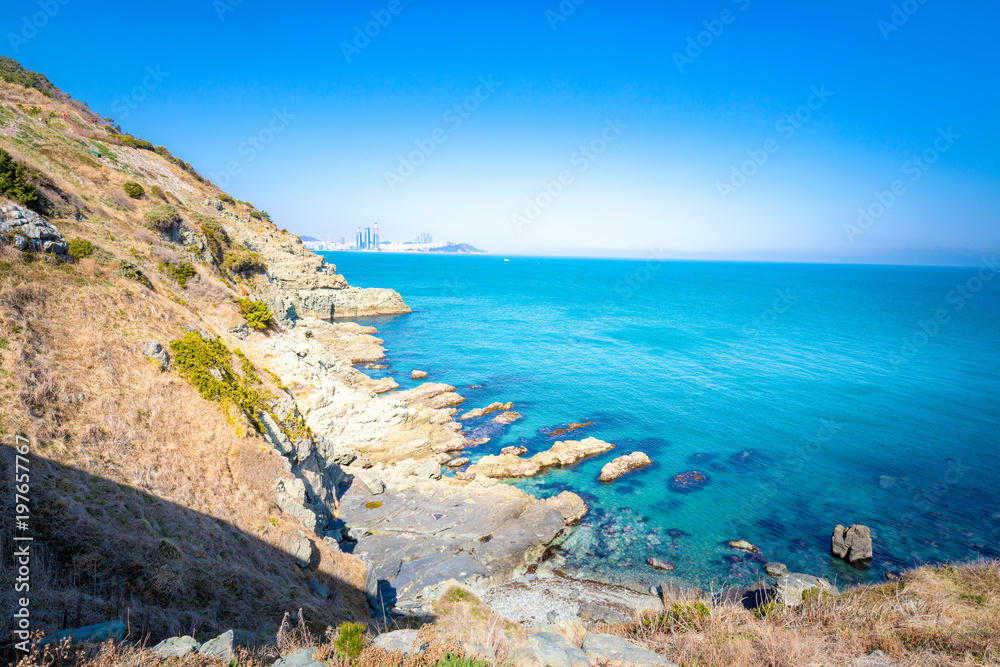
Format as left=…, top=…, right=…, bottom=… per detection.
left=501, top=445, right=528, bottom=456
left=726, top=539, right=761, bottom=553
left=446, top=457, right=470, bottom=467
left=765, top=562, right=788, bottom=577
left=577, top=601, right=627, bottom=624
left=543, top=490, right=589, bottom=525
left=831, top=524, right=873, bottom=566
left=600, top=451, right=653, bottom=482
left=372, top=629, right=425, bottom=655
left=286, top=531, right=313, bottom=568
left=198, top=629, right=234, bottom=661
left=272, top=647, right=325, bottom=667
left=229, top=322, right=251, bottom=339
left=459, top=401, right=513, bottom=420
left=355, top=469, right=385, bottom=494
left=142, top=340, right=169, bottom=371
left=646, top=557, right=675, bottom=571
left=582, top=633, right=678, bottom=666
left=774, top=572, right=836, bottom=607
left=415, top=460, right=443, bottom=480
left=532, top=437, right=615, bottom=467
left=538, top=619, right=587, bottom=646
left=508, top=632, right=590, bottom=667
left=151, top=636, right=201, bottom=658
left=411, top=370, right=428, bottom=379
left=38, top=619, right=126, bottom=646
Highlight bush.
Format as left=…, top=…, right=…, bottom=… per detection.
left=196, top=214, right=267, bottom=278
left=66, top=238, right=95, bottom=259
left=149, top=184, right=166, bottom=200
left=168, top=331, right=269, bottom=431
left=144, top=204, right=180, bottom=234
left=436, top=654, right=490, bottom=667
left=120, top=135, right=155, bottom=151
left=224, top=251, right=267, bottom=276
left=117, top=260, right=149, bottom=286
left=238, top=298, right=273, bottom=330
left=333, top=622, right=366, bottom=662
left=0, top=148, right=41, bottom=209
left=160, top=261, right=197, bottom=288
left=122, top=181, right=144, bottom=199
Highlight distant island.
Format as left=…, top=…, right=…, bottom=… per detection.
left=300, top=235, right=487, bottom=255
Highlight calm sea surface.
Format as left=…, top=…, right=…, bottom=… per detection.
left=323, top=252, right=1000, bottom=591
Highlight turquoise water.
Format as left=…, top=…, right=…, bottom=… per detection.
left=323, top=252, right=1000, bottom=592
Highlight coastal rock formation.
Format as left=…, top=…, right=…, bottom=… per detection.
left=393, top=382, right=466, bottom=410
left=0, top=205, right=70, bottom=258
left=544, top=490, right=589, bottom=525
left=411, top=370, right=428, bottom=379
left=669, top=470, right=710, bottom=493
left=544, top=421, right=595, bottom=437
left=646, top=557, right=675, bottom=571
left=727, top=539, right=761, bottom=553
left=599, top=451, right=653, bottom=482
left=501, top=445, right=528, bottom=456
left=467, top=437, right=615, bottom=479
left=508, top=632, right=590, bottom=667
left=774, top=572, right=837, bottom=607
left=460, top=401, right=514, bottom=420
left=832, top=524, right=873, bottom=566
left=765, top=562, right=788, bottom=577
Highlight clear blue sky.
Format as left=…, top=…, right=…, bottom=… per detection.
left=5, top=0, right=999, bottom=264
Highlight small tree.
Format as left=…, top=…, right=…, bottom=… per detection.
left=67, top=238, right=95, bottom=259
left=122, top=181, right=144, bottom=199
left=238, top=298, right=273, bottom=330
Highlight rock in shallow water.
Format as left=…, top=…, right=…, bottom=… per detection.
left=599, top=451, right=653, bottom=482
left=831, top=524, right=873, bottom=566
left=726, top=539, right=761, bottom=553
left=646, top=557, right=676, bottom=571
left=765, top=562, right=788, bottom=576
left=411, top=370, right=428, bottom=379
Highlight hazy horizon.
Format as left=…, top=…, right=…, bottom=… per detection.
left=5, top=1, right=998, bottom=264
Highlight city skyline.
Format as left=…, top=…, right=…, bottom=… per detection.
left=5, top=1, right=998, bottom=265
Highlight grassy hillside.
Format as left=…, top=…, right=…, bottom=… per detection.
left=0, top=62, right=369, bottom=659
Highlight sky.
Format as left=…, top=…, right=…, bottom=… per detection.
left=4, top=0, right=999, bottom=264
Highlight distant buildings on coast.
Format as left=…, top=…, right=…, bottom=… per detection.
left=301, top=226, right=452, bottom=253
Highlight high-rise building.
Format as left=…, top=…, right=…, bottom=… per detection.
left=364, top=227, right=371, bottom=250
left=373, top=223, right=380, bottom=251
left=356, top=226, right=363, bottom=250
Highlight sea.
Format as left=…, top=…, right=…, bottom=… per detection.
left=322, top=251, right=1000, bottom=593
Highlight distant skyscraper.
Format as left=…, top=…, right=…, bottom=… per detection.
left=338, top=236, right=345, bottom=246
left=356, top=226, right=362, bottom=250
left=373, top=222, right=380, bottom=251
left=364, top=226, right=371, bottom=250
left=415, top=232, right=432, bottom=244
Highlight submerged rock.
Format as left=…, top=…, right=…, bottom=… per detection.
left=544, top=421, right=594, bottom=437
left=459, top=401, right=513, bottom=420
left=669, top=470, right=710, bottom=493
left=493, top=410, right=522, bottom=424
left=646, top=557, right=676, bottom=571
left=599, top=451, right=653, bottom=482
left=727, top=539, right=761, bottom=553
left=831, top=524, right=873, bottom=566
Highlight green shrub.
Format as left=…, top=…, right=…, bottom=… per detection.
left=238, top=298, right=273, bottom=330
left=168, top=331, right=269, bottom=431
left=224, top=251, right=267, bottom=276
left=117, top=260, right=149, bottom=286
left=196, top=214, right=266, bottom=278
left=120, top=135, right=155, bottom=151
left=66, top=238, right=95, bottom=259
left=641, top=602, right=711, bottom=632
left=122, top=181, right=144, bottom=199
left=435, top=653, right=489, bottom=667
left=0, top=148, right=41, bottom=209
left=0, top=56, right=55, bottom=96
left=219, top=193, right=235, bottom=206
left=333, top=622, right=366, bottom=662
left=160, top=261, right=197, bottom=288
left=145, top=204, right=180, bottom=234
left=149, top=184, right=166, bottom=200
